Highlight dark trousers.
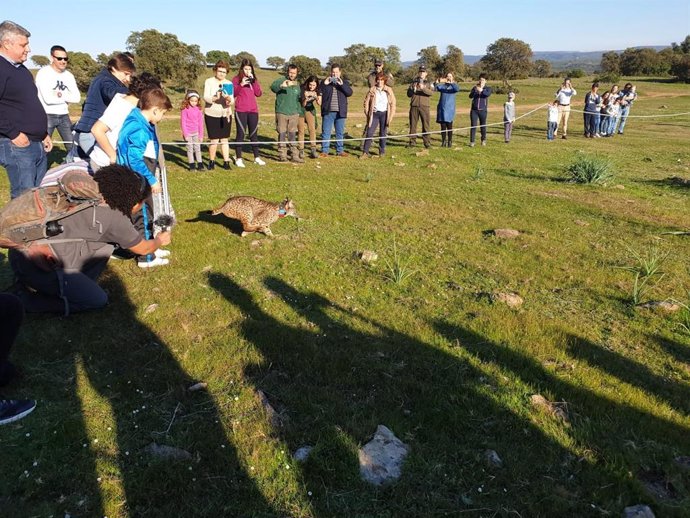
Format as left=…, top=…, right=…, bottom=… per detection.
left=583, top=112, right=597, bottom=136
left=440, top=122, right=453, bottom=145
left=409, top=106, right=431, bottom=146
left=9, top=249, right=110, bottom=315
left=234, top=112, right=260, bottom=159
left=47, top=114, right=73, bottom=151
left=470, top=109, right=488, bottom=143
left=0, top=293, right=23, bottom=386
left=363, top=111, right=388, bottom=155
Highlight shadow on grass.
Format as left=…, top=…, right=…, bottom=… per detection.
left=0, top=272, right=273, bottom=517
left=433, top=322, right=690, bottom=513
left=635, top=177, right=690, bottom=191
left=185, top=210, right=245, bottom=236
left=206, top=273, right=659, bottom=516
left=564, top=334, right=690, bottom=414
left=649, top=333, right=690, bottom=366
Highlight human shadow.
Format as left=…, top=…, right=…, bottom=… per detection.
left=433, top=321, right=690, bottom=509
left=564, top=333, right=690, bottom=415
left=2, top=271, right=273, bottom=517
left=207, top=272, right=653, bottom=516
left=648, top=333, right=690, bottom=367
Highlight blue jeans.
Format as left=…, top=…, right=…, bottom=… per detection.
left=599, top=114, right=609, bottom=135
left=363, top=111, right=388, bottom=155
left=609, top=114, right=620, bottom=136
left=547, top=121, right=557, bottom=140
left=0, top=138, right=48, bottom=199
left=47, top=114, right=73, bottom=151
left=618, top=105, right=631, bottom=133
left=321, top=112, right=346, bottom=154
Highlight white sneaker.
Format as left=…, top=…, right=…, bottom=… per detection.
left=138, top=257, right=169, bottom=268
left=155, top=249, right=171, bottom=259
left=235, top=158, right=245, bottom=168
left=254, top=157, right=266, bottom=166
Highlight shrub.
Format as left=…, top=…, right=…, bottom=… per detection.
left=566, top=155, right=614, bottom=184
left=565, top=68, right=586, bottom=78
left=597, top=72, right=621, bottom=84
left=493, top=85, right=520, bottom=95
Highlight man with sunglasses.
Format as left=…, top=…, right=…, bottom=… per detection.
left=0, top=20, right=52, bottom=199
left=35, top=45, right=80, bottom=152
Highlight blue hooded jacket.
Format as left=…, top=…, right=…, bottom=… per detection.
left=116, top=108, right=159, bottom=187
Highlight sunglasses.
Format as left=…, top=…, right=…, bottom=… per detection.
left=53, top=56, right=68, bottom=62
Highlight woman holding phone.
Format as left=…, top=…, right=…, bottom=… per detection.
left=231, top=59, right=265, bottom=167
left=203, top=60, right=234, bottom=170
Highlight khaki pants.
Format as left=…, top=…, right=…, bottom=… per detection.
left=557, top=105, right=571, bottom=136
left=276, top=113, right=299, bottom=159
left=300, top=111, right=317, bottom=151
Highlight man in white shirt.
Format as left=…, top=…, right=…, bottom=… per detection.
left=35, top=45, right=80, bottom=151
left=554, top=77, right=576, bottom=139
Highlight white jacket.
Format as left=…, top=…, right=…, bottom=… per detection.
left=35, top=66, right=80, bottom=115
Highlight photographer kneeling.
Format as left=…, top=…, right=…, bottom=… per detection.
left=8, top=164, right=171, bottom=315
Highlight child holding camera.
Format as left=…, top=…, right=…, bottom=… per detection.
left=231, top=59, right=265, bottom=168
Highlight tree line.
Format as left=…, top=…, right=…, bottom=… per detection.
left=30, top=30, right=690, bottom=92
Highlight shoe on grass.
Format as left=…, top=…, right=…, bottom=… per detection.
left=254, top=157, right=266, bottom=166
left=0, top=399, right=36, bottom=426
left=154, top=249, right=171, bottom=259
left=235, top=158, right=245, bottom=168
left=138, top=257, right=169, bottom=269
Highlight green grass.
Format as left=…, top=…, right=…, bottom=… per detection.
left=1, top=76, right=690, bottom=517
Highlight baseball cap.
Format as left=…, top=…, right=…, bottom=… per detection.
left=374, top=59, right=383, bottom=66
left=418, top=65, right=427, bottom=72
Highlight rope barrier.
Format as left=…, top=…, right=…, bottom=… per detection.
left=52, top=105, right=690, bottom=148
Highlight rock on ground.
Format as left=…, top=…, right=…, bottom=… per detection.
left=144, top=442, right=192, bottom=461
left=623, top=504, right=655, bottom=518
left=293, top=446, right=313, bottom=463
left=492, top=228, right=521, bottom=239
left=493, top=292, right=524, bottom=309
left=638, top=300, right=681, bottom=312
left=530, top=394, right=569, bottom=423
left=358, top=250, right=378, bottom=263
left=484, top=449, right=503, bottom=468
left=256, top=390, right=282, bottom=428
left=358, top=425, right=409, bottom=485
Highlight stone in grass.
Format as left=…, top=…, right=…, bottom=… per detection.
left=256, top=389, right=282, bottom=428
left=415, top=149, right=429, bottom=157
left=358, top=425, right=409, bottom=486
left=144, top=303, right=158, bottom=314
left=492, top=228, right=521, bottom=239
left=427, top=163, right=438, bottom=170
left=637, top=300, right=681, bottom=313
left=530, top=394, right=569, bottom=423
left=144, top=442, right=192, bottom=461
left=492, top=292, right=524, bottom=309
left=293, top=446, right=313, bottom=463
left=623, top=505, right=655, bottom=518
left=358, top=250, right=378, bottom=264
left=484, top=449, right=503, bottom=468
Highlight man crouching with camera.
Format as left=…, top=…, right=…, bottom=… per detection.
left=8, top=164, right=171, bottom=315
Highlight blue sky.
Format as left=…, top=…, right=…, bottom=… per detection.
left=4, top=0, right=689, bottom=66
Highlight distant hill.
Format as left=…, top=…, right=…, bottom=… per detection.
left=403, top=46, right=668, bottom=73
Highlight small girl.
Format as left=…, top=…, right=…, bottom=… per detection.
left=180, top=90, right=204, bottom=170
left=547, top=99, right=559, bottom=141
left=503, top=92, right=516, bottom=143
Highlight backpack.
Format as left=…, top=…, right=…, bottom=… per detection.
left=0, top=169, right=103, bottom=249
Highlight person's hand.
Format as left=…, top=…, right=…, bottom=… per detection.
left=11, top=132, right=30, bottom=147
left=156, top=231, right=171, bottom=247
left=324, top=77, right=331, bottom=85
left=42, top=136, right=53, bottom=152
left=151, top=183, right=162, bottom=194
left=108, top=152, right=117, bottom=164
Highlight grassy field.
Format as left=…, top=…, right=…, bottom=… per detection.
left=1, top=74, right=689, bottom=518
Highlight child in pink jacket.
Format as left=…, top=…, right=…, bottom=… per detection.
left=180, top=90, right=205, bottom=170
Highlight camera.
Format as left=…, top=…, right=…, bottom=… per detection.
left=153, top=214, right=175, bottom=233
left=45, top=220, right=63, bottom=237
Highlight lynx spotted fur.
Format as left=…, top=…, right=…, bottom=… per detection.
left=212, top=196, right=298, bottom=237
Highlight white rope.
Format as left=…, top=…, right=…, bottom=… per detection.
left=52, top=105, right=690, bottom=148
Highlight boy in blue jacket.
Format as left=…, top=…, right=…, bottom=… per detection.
left=117, top=88, right=172, bottom=267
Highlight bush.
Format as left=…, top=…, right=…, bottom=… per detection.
left=566, top=155, right=614, bottom=184
left=493, top=85, right=520, bottom=95
left=597, top=72, right=621, bottom=84
left=565, top=68, right=586, bottom=78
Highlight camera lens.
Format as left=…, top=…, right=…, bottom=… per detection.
left=45, top=221, right=63, bottom=237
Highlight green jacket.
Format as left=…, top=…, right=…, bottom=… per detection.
left=270, top=77, right=303, bottom=116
